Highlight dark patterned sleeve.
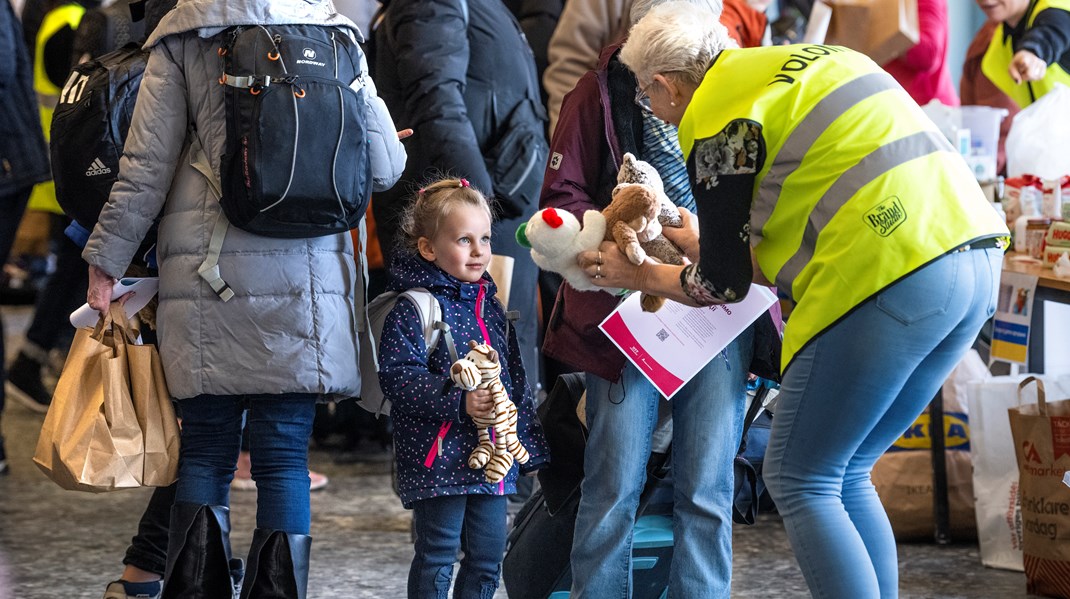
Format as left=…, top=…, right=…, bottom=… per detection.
left=680, top=119, right=764, bottom=305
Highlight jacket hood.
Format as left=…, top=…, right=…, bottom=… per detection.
left=145, top=0, right=360, bottom=48
left=598, top=41, right=623, bottom=71
left=388, top=251, right=499, bottom=301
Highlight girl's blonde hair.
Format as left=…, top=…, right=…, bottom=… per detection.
left=398, top=177, right=494, bottom=254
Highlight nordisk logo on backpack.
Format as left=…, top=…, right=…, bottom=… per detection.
left=85, top=158, right=112, bottom=177
left=296, top=47, right=326, bottom=68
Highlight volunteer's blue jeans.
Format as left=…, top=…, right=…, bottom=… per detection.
left=174, top=393, right=317, bottom=534
left=763, top=247, right=1002, bottom=599
left=408, top=493, right=507, bottom=599
left=570, top=328, right=753, bottom=599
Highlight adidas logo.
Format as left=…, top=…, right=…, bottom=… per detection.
left=85, top=158, right=112, bottom=177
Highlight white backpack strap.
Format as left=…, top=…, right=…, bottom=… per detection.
left=400, top=289, right=458, bottom=362
left=189, top=131, right=235, bottom=302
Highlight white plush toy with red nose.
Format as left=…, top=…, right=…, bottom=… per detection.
left=516, top=207, right=618, bottom=293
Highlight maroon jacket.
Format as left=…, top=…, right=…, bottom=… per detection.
left=539, top=44, right=638, bottom=382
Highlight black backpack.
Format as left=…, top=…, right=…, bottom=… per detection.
left=217, top=24, right=372, bottom=238
left=50, top=43, right=148, bottom=235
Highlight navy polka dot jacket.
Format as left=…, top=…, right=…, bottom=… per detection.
left=378, top=252, right=550, bottom=508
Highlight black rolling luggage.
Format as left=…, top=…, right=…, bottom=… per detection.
left=502, top=374, right=674, bottom=599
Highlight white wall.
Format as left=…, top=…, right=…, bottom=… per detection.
left=947, top=1, right=989, bottom=90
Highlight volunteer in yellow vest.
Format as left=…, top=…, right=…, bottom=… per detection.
left=578, top=3, right=1009, bottom=597
left=28, top=1, right=87, bottom=214
left=978, top=0, right=1070, bottom=108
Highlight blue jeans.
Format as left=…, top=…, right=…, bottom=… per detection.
left=570, top=329, right=753, bottom=599
left=763, top=247, right=1001, bottom=599
left=175, top=393, right=317, bottom=534
left=408, top=494, right=507, bottom=599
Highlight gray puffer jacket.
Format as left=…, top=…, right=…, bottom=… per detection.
left=82, top=0, right=406, bottom=400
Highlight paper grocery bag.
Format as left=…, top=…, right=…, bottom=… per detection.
left=1009, top=377, right=1070, bottom=598
left=127, top=336, right=180, bottom=487
left=34, top=304, right=178, bottom=492
left=488, top=254, right=515, bottom=309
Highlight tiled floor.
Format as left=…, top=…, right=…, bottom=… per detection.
left=0, top=305, right=1036, bottom=598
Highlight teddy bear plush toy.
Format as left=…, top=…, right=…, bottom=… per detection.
left=450, top=340, right=530, bottom=484
left=602, top=155, right=686, bottom=311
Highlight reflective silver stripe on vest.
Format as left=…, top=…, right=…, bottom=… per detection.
left=752, top=72, right=900, bottom=241
left=773, top=129, right=954, bottom=294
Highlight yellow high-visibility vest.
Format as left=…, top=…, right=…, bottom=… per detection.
left=28, top=2, right=84, bottom=214
left=981, top=0, right=1070, bottom=108
left=679, top=45, right=1008, bottom=371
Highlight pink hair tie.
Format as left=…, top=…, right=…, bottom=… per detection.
left=418, top=188, right=426, bottom=195
left=459, top=178, right=470, bottom=188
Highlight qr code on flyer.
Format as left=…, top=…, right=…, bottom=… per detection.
left=656, top=329, right=669, bottom=342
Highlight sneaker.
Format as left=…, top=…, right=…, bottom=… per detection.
left=102, top=580, right=162, bottom=599
left=231, top=470, right=328, bottom=492
left=230, top=475, right=257, bottom=492
left=229, top=558, right=245, bottom=598
left=309, top=469, right=329, bottom=492
left=6, top=351, right=51, bottom=413
left=0, top=418, right=8, bottom=475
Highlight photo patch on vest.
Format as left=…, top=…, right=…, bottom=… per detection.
left=692, top=120, right=763, bottom=190
left=864, top=196, right=907, bottom=237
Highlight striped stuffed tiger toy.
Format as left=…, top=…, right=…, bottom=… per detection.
left=449, top=340, right=530, bottom=483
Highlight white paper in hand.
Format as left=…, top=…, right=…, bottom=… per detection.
left=69, top=277, right=159, bottom=328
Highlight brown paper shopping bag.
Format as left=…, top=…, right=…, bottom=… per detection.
left=128, top=330, right=180, bottom=487
left=1009, top=377, right=1070, bottom=598
left=34, top=304, right=178, bottom=492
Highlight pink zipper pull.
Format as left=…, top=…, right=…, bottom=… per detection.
left=424, top=421, right=453, bottom=468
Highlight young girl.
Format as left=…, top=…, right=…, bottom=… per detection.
left=377, top=178, right=549, bottom=598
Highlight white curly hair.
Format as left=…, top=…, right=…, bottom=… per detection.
left=620, top=0, right=736, bottom=88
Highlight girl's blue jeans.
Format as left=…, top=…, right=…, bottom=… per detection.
left=174, top=393, right=317, bottom=534
left=763, top=247, right=1002, bottom=598
left=408, top=493, right=507, bottom=599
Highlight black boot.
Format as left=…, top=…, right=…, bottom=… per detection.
left=6, top=350, right=51, bottom=413
left=162, top=503, right=237, bottom=599
left=240, top=529, right=312, bottom=599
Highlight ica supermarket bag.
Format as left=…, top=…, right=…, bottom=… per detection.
left=970, top=374, right=1070, bottom=571
left=1008, top=377, right=1070, bottom=598
left=34, top=304, right=179, bottom=492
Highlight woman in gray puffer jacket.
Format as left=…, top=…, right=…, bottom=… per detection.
left=82, top=1, right=406, bottom=596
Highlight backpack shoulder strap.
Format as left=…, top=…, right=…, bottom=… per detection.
left=188, top=126, right=234, bottom=302
left=399, top=288, right=459, bottom=362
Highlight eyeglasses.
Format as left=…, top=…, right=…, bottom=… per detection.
left=635, top=81, right=655, bottom=114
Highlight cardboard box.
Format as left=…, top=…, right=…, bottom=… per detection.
left=825, top=0, right=919, bottom=65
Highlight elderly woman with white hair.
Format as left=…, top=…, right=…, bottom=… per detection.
left=539, top=0, right=766, bottom=596
left=581, top=2, right=1008, bottom=596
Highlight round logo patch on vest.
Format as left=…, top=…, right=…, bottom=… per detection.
left=864, top=196, right=907, bottom=237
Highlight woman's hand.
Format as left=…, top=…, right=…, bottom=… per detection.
left=87, top=265, right=117, bottom=312
left=576, top=241, right=652, bottom=291
left=662, top=207, right=700, bottom=261
left=465, top=388, right=494, bottom=419
left=1010, top=50, right=1047, bottom=84
left=87, top=265, right=134, bottom=313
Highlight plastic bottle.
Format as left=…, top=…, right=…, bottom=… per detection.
left=1015, top=215, right=1030, bottom=253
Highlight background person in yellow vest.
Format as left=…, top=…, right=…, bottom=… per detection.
left=6, top=0, right=99, bottom=413
left=28, top=0, right=94, bottom=214
left=977, top=0, right=1070, bottom=107
left=580, top=3, right=1009, bottom=597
